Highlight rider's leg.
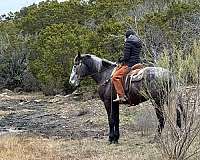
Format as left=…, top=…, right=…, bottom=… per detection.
left=112, top=65, right=128, bottom=102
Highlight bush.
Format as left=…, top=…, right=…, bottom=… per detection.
left=0, top=25, right=30, bottom=90
left=158, top=85, right=200, bottom=160
left=156, top=40, right=200, bottom=160
left=157, top=40, right=200, bottom=85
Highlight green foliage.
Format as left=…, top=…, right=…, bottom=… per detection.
left=25, top=0, right=129, bottom=93
left=29, top=23, right=76, bottom=92
left=157, top=41, right=200, bottom=84
left=0, top=22, right=30, bottom=89
left=0, top=0, right=199, bottom=93
left=138, top=2, right=200, bottom=44
left=16, top=0, right=88, bottom=34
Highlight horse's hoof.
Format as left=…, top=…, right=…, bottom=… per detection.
left=109, top=138, right=113, bottom=144
left=113, top=140, right=119, bottom=144
left=109, top=136, right=115, bottom=144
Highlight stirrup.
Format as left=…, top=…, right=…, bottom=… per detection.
left=113, top=94, right=120, bottom=102
left=113, top=95, right=127, bottom=102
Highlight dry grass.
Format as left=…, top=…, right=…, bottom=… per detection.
left=0, top=134, right=63, bottom=160
left=0, top=111, right=13, bottom=117
left=0, top=133, right=161, bottom=160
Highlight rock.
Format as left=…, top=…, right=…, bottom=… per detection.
left=72, top=90, right=83, bottom=96
left=0, top=94, right=11, bottom=99
left=34, top=99, right=43, bottom=103
left=65, top=94, right=71, bottom=98
left=19, top=102, right=24, bottom=105
left=72, top=96, right=79, bottom=101
left=49, top=97, right=61, bottom=103
left=1, top=89, right=14, bottom=96
left=55, top=94, right=65, bottom=98
left=14, top=87, right=23, bottom=93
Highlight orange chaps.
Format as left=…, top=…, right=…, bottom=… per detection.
left=111, top=65, right=129, bottom=97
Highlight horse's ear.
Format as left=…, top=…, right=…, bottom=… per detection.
left=78, top=52, right=81, bottom=59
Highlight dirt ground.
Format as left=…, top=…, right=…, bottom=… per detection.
left=0, top=89, right=158, bottom=139
left=1, top=89, right=193, bottom=160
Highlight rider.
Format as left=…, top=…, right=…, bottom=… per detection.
left=112, top=29, right=142, bottom=102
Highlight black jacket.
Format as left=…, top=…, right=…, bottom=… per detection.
left=119, top=35, right=142, bottom=67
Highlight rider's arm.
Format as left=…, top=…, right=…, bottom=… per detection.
left=120, top=41, right=131, bottom=64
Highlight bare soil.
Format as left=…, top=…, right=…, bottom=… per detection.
left=0, top=89, right=158, bottom=139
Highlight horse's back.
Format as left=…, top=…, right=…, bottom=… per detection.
left=127, top=66, right=174, bottom=82
left=125, top=67, right=176, bottom=103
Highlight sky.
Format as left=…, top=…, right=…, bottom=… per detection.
left=0, top=0, right=65, bottom=15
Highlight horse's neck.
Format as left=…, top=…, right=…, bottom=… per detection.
left=91, top=67, right=114, bottom=84
left=89, top=58, right=115, bottom=84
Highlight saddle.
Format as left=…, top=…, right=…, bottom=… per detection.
left=111, top=63, right=144, bottom=77
left=124, top=64, right=144, bottom=105
left=127, top=63, right=144, bottom=77
left=124, top=63, right=144, bottom=90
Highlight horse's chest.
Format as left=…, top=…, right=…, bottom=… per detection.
left=98, top=83, right=112, bottom=100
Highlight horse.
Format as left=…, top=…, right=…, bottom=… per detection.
left=69, top=53, right=183, bottom=144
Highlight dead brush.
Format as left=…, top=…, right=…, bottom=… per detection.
left=158, top=83, right=200, bottom=160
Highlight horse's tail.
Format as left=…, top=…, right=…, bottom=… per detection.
left=168, top=72, right=186, bottom=129
left=176, top=91, right=186, bottom=129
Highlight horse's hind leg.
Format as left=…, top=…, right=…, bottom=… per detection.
left=155, top=106, right=165, bottom=136
left=149, top=106, right=165, bottom=143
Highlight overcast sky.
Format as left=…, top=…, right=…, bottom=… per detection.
left=0, top=0, right=65, bottom=14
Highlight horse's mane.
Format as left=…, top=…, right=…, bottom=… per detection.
left=81, top=54, right=116, bottom=68
left=102, top=58, right=116, bottom=67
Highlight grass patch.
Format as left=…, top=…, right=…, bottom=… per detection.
left=0, top=134, right=63, bottom=160
left=0, top=133, right=161, bottom=160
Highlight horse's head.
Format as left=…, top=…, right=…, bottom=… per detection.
left=69, top=53, right=92, bottom=87
left=69, top=53, right=116, bottom=86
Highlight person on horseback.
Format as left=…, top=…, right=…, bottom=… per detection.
left=112, top=29, right=142, bottom=102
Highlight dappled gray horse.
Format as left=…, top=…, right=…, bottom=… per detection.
left=69, top=53, right=183, bottom=144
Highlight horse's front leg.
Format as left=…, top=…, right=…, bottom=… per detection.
left=104, top=101, right=115, bottom=144
left=112, top=101, right=120, bottom=144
